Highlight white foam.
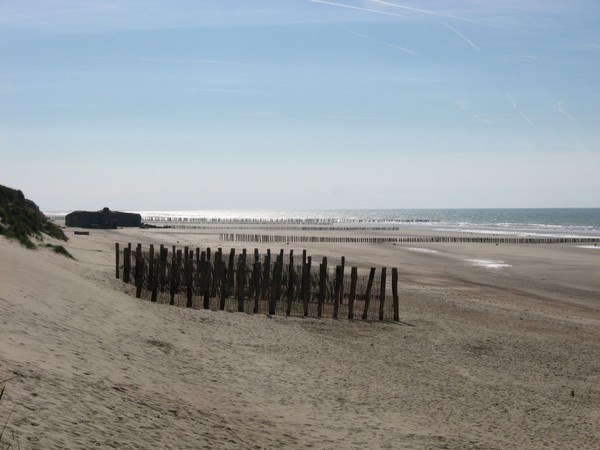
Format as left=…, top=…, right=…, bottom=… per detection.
left=576, top=245, right=600, bottom=250
left=405, top=247, right=439, bottom=254
left=467, top=259, right=511, bottom=269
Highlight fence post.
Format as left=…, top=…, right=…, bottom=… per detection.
left=340, top=256, right=345, bottom=304
left=348, top=267, right=357, bottom=319
left=318, top=257, right=327, bottom=318
left=253, top=261, right=261, bottom=314
left=211, top=249, right=221, bottom=299
left=220, top=261, right=227, bottom=310
left=115, top=243, right=120, bottom=279
left=148, top=244, right=155, bottom=292
left=151, top=254, right=159, bottom=303
left=379, top=267, right=387, bottom=321
left=228, top=248, right=236, bottom=290
left=186, top=254, right=193, bottom=308
left=392, top=267, right=399, bottom=322
left=123, top=243, right=131, bottom=284
left=159, top=245, right=167, bottom=294
left=300, top=250, right=307, bottom=302
left=270, top=251, right=282, bottom=315
left=286, top=250, right=294, bottom=316
left=303, top=256, right=311, bottom=316
left=274, top=249, right=284, bottom=305
left=237, top=252, right=246, bottom=312
left=263, top=250, right=271, bottom=308
left=203, top=288, right=210, bottom=310
left=169, top=249, right=180, bottom=306
left=333, top=265, right=342, bottom=319
left=135, top=243, right=143, bottom=299
left=362, top=267, right=376, bottom=320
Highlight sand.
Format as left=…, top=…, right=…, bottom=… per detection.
left=1, top=224, right=599, bottom=449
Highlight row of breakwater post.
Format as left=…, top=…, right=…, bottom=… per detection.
left=220, top=234, right=600, bottom=245
left=115, top=243, right=400, bottom=321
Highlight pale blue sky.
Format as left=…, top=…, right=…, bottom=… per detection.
left=1, top=1, right=599, bottom=211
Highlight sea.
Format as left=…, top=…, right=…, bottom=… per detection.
left=126, top=208, right=600, bottom=239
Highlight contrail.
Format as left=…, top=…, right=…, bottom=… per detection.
left=309, top=0, right=406, bottom=18
left=137, top=57, right=244, bottom=65
left=441, top=21, right=480, bottom=52
left=519, top=111, right=534, bottom=128
left=367, top=0, right=493, bottom=27
left=507, top=93, right=534, bottom=128
left=558, top=101, right=578, bottom=124
left=347, top=29, right=417, bottom=55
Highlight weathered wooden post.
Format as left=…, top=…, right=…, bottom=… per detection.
left=211, top=249, right=222, bottom=299
left=300, top=249, right=307, bottom=301
left=333, top=265, right=342, bottom=319
left=159, top=246, right=167, bottom=294
left=348, top=267, right=357, bottom=319
left=228, top=248, right=236, bottom=289
left=273, top=250, right=284, bottom=305
left=148, top=244, right=155, bottom=291
left=194, top=248, right=201, bottom=289
left=185, top=254, right=193, bottom=308
left=123, top=243, right=131, bottom=284
left=115, top=243, right=120, bottom=279
left=286, top=250, right=294, bottom=316
left=362, top=267, right=376, bottom=320
left=262, top=250, right=271, bottom=306
left=135, top=243, right=143, bottom=299
left=237, top=252, right=246, bottom=312
left=219, top=262, right=227, bottom=311
left=252, top=260, right=261, bottom=314
left=340, top=256, right=345, bottom=304
left=303, top=256, right=311, bottom=316
left=318, top=257, right=327, bottom=318
left=270, top=251, right=282, bottom=316
left=203, top=289, right=210, bottom=310
left=392, top=267, right=399, bottom=322
left=169, top=250, right=180, bottom=306
left=379, top=267, right=387, bottom=321
left=151, top=254, right=159, bottom=303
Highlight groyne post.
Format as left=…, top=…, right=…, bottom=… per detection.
left=362, top=267, right=376, bottom=320
left=392, top=268, right=399, bottom=322
left=348, top=267, right=357, bottom=319
left=115, top=243, right=120, bottom=279
left=379, top=267, right=387, bottom=321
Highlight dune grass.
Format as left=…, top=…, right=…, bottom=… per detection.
left=0, top=184, right=67, bottom=249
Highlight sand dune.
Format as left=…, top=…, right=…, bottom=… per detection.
left=1, top=226, right=599, bottom=449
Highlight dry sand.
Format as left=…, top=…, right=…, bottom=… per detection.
left=1, top=225, right=599, bottom=449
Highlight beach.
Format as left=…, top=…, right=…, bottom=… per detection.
left=1, top=223, right=599, bottom=449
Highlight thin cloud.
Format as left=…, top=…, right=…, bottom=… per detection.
left=441, top=21, right=480, bottom=52
left=309, top=0, right=406, bottom=18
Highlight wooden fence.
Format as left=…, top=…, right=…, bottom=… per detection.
left=116, top=243, right=400, bottom=322
left=220, top=234, right=600, bottom=245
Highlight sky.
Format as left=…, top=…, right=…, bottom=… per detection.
left=1, top=0, right=599, bottom=211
